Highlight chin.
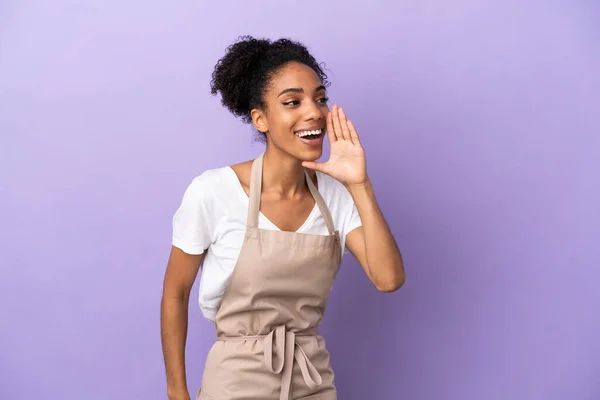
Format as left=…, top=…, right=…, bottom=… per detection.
left=298, top=147, right=323, bottom=162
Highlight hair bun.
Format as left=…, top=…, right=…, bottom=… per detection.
left=210, top=35, right=329, bottom=129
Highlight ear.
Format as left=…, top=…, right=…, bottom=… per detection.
left=251, top=108, right=269, bottom=133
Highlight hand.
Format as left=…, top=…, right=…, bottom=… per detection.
left=302, top=104, right=368, bottom=188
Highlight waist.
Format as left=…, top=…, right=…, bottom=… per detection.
left=216, top=326, right=319, bottom=341
left=214, top=325, right=324, bottom=400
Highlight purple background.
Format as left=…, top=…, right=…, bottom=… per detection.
left=1, top=1, right=599, bottom=399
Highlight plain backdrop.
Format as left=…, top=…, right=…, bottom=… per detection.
left=1, top=1, right=599, bottom=399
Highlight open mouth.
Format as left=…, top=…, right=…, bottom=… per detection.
left=295, top=129, right=324, bottom=145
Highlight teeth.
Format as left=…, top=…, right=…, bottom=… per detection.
left=295, top=129, right=322, bottom=137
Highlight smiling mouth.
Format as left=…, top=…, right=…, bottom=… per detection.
left=295, top=129, right=324, bottom=140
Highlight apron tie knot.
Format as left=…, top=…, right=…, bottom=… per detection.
left=263, top=325, right=323, bottom=400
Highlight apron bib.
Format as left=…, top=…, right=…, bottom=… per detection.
left=198, top=152, right=342, bottom=400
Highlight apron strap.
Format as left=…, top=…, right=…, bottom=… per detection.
left=247, top=152, right=336, bottom=235
left=247, top=152, right=264, bottom=229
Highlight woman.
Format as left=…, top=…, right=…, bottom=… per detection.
left=160, top=36, right=405, bottom=400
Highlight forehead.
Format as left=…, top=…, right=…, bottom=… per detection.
left=267, top=62, right=322, bottom=92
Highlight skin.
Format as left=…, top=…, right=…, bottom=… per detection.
left=160, top=61, right=405, bottom=400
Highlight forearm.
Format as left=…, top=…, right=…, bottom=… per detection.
left=348, top=178, right=405, bottom=291
left=161, top=294, right=190, bottom=399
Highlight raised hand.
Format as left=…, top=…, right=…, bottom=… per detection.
left=302, top=104, right=367, bottom=188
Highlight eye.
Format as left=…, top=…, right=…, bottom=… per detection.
left=317, top=96, right=329, bottom=103
left=282, top=100, right=300, bottom=106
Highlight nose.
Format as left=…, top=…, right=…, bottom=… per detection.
left=304, top=100, right=324, bottom=121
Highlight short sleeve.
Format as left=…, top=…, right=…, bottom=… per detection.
left=346, top=202, right=362, bottom=236
left=342, top=193, right=363, bottom=254
left=172, top=174, right=215, bottom=255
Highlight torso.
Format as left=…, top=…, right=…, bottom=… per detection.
left=198, top=153, right=340, bottom=400
left=171, top=162, right=363, bottom=322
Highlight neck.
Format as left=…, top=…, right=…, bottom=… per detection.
left=262, top=147, right=309, bottom=198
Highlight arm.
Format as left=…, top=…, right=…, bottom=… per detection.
left=302, top=104, right=405, bottom=293
left=160, top=246, right=203, bottom=400
left=345, top=179, right=405, bottom=292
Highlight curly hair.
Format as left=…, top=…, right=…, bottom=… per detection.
left=210, top=36, right=330, bottom=133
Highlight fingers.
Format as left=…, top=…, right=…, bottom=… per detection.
left=331, top=104, right=344, bottom=141
left=326, top=111, right=336, bottom=144
left=337, top=107, right=352, bottom=142
left=347, top=120, right=362, bottom=147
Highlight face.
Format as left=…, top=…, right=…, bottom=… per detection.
left=251, top=61, right=329, bottom=161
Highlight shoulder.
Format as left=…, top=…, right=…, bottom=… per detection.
left=229, top=160, right=253, bottom=193
left=315, top=172, right=355, bottom=209
left=316, top=172, right=350, bottom=198
left=190, top=166, right=231, bottom=185
left=183, top=166, right=237, bottom=202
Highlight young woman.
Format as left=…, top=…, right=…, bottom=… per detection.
left=160, top=36, right=405, bottom=400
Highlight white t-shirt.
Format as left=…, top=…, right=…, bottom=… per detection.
left=172, top=166, right=363, bottom=321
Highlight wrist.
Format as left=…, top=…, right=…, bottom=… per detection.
left=346, top=177, right=372, bottom=195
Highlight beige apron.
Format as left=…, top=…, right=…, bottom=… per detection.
left=198, top=152, right=342, bottom=400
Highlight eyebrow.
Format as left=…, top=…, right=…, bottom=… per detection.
left=277, top=85, right=326, bottom=97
